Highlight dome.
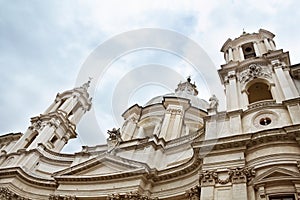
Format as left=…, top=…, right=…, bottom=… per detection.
left=144, top=78, right=209, bottom=111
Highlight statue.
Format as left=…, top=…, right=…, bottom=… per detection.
left=209, top=94, right=218, bottom=109
left=107, top=128, right=121, bottom=141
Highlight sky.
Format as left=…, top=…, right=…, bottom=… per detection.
left=0, top=0, right=300, bottom=153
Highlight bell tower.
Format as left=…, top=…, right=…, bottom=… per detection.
left=205, top=29, right=300, bottom=140
left=10, top=80, right=92, bottom=153
left=219, top=29, right=299, bottom=111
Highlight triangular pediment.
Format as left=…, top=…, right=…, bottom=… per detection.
left=54, top=153, right=151, bottom=177
left=264, top=171, right=291, bottom=179
left=252, top=167, right=300, bottom=184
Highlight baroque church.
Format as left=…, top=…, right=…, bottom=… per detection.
left=0, top=29, right=300, bottom=200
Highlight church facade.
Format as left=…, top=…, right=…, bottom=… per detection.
left=0, top=29, right=300, bottom=200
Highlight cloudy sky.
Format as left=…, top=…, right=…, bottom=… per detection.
left=1, top=0, right=300, bottom=153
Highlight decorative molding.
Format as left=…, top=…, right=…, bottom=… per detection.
left=107, top=191, right=158, bottom=200
left=200, top=167, right=255, bottom=186
left=199, top=170, right=218, bottom=186
left=166, top=107, right=182, bottom=115
left=297, top=161, right=300, bottom=173
left=239, top=63, right=271, bottom=84
left=247, top=100, right=276, bottom=110
left=185, top=185, right=200, bottom=200
left=49, top=194, right=77, bottom=200
left=252, top=110, right=278, bottom=129
left=229, top=167, right=256, bottom=183
left=0, top=187, right=30, bottom=200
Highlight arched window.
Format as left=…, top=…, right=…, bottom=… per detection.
left=247, top=82, right=273, bottom=103
left=242, top=42, right=256, bottom=59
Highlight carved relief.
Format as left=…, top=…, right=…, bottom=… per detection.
left=297, top=161, right=300, bottom=172
left=239, top=64, right=271, bottom=84
left=49, top=194, right=77, bottom=200
left=200, top=167, right=255, bottom=186
left=199, top=170, right=218, bottom=185
left=0, top=187, right=30, bottom=200
left=185, top=185, right=200, bottom=200
left=107, top=191, right=158, bottom=200
left=166, top=108, right=182, bottom=115
left=107, top=128, right=122, bottom=141
left=30, top=120, right=43, bottom=130
left=229, top=167, right=256, bottom=183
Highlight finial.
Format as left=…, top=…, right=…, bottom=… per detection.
left=242, top=28, right=246, bottom=34
left=187, top=75, right=191, bottom=83
left=81, top=77, right=93, bottom=90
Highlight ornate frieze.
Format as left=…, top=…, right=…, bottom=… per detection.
left=0, top=187, right=30, bottom=200
left=107, top=191, right=158, bottom=200
left=166, top=107, right=182, bottom=115
left=185, top=185, right=200, bottom=200
left=239, top=64, right=271, bottom=84
left=199, top=170, right=218, bottom=185
left=200, top=167, right=255, bottom=186
left=49, top=194, right=77, bottom=200
left=229, top=167, right=256, bottom=183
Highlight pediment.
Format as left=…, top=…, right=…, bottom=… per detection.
left=252, top=167, right=300, bottom=184
left=54, top=153, right=150, bottom=177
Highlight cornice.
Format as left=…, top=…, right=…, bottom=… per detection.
left=243, top=100, right=281, bottom=115
left=0, top=167, right=56, bottom=187
left=146, top=148, right=201, bottom=183
left=54, top=170, right=147, bottom=182
left=194, top=125, right=300, bottom=152
left=0, top=132, right=22, bottom=143
left=53, top=153, right=152, bottom=177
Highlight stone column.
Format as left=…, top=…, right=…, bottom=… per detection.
left=231, top=175, right=248, bottom=200
left=264, top=38, right=272, bottom=51
left=60, top=97, right=73, bottom=110
left=285, top=100, right=300, bottom=124
left=273, top=61, right=298, bottom=99
left=122, top=116, right=138, bottom=140
left=225, top=51, right=229, bottom=63
left=253, top=42, right=261, bottom=57
left=160, top=110, right=171, bottom=140
left=239, top=46, right=244, bottom=61
left=49, top=101, right=61, bottom=112
left=55, top=135, right=69, bottom=152
left=227, top=71, right=239, bottom=111
left=270, top=40, right=276, bottom=50
left=64, top=96, right=77, bottom=114
left=169, top=105, right=183, bottom=139
left=199, top=171, right=217, bottom=200
left=29, top=125, right=55, bottom=149
left=241, top=89, right=249, bottom=109
left=70, top=107, right=85, bottom=124
left=228, top=47, right=234, bottom=61
left=137, top=126, right=144, bottom=138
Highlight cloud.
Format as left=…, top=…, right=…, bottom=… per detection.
left=1, top=0, right=300, bottom=153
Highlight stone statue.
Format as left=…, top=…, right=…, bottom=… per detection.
left=107, top=128, right=121, bottom=141
left=209, top=94, right=219, bottom=109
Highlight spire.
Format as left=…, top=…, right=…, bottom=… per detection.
left=81, top=77, right=93, bottom=90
